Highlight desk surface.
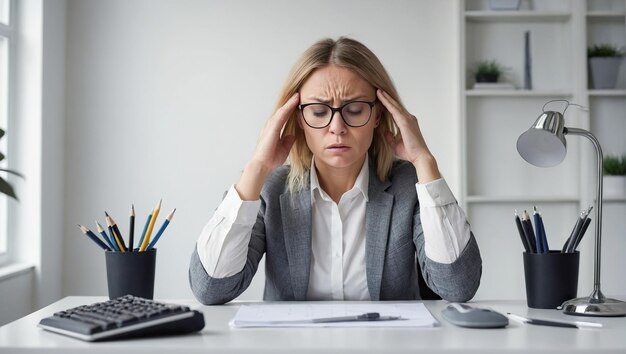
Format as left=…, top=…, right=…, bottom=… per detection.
left=1, top=297, right=625, bottom=353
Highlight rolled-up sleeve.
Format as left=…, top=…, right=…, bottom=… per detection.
left=196, top=185, right=261, bottom=277
left=416, top=178, right=471, bottom=264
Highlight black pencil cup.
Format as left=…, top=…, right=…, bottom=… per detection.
left=523, top=251, right=579, bottom=309
left=105, top=249, right=157, bottom=299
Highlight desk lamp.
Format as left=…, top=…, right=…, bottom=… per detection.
left=516, top=102, right=626, bottom=317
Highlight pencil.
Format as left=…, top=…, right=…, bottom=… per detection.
left=129, top=205, right=135, bottom=252
left=147, top=208, right=176, bottom=250
left=105, top=212, right=127, bottom=250
left=96, top=221, right=118, bottom=251
left=78, top=225, right=111, bottom=251
left=139, top=199, right=162, bottom=252
left=136, top=211, right=152, bottom=252
left=106, top=213, right=126, bottom=252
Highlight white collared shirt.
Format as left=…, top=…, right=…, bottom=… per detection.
left=196, top=160, right=471, bottom=300
left=307, top=157, right=370, bottom=300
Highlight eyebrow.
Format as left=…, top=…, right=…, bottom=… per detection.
left=305, top=95, right=369, bottom=104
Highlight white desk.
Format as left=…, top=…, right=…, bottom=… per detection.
left=1, top=297, right=625, bottom=353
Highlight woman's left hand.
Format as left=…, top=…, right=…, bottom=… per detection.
left=376, top=89, right=441, bottom=183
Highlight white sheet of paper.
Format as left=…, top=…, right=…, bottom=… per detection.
left=230, top=303, right=438, bottom=328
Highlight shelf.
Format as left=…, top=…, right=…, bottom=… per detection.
left=588, top=89, right=626, bottom=97
left=466, top=195, right=580, bottom=203
left=604, top=196, right=626, bottom=203
left=465, top=10, right=571, bottom=23
left=466, top=89, right=573, bottom=97
left=587, top=11, right=625, bottom=21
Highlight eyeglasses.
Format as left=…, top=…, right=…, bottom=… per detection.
left=298, top=100, right=377, bottom=129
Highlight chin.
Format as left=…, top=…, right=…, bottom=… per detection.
left=317, top=153, right=365, bottom=170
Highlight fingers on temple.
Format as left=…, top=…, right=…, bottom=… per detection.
left=377, top=90, right=414, bottom=127
left=272, top=93, right=300, bottom=128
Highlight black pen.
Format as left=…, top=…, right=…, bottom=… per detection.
left=563, top=210, right=585, bottom=253
left=521, top=210, right=537, bottom=253
left=507, top=313, right=602, bottom=328
left=514, top=210, right=531, bottom=253
left=533, top=207, right=549, bottom=253
left=571, top=217, right=592, bottom=252
left=312, top=312, right=402, bottom=323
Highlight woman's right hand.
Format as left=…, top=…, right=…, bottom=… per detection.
left=235, top=92, right=300, bottom=200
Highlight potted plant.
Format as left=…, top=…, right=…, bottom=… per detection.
left=0, top=128, right=23, bottom=200
left=603, top=154, right=626, bottom=197
left=474, top=60, right=504, bottom=83
left=588, top=44, right=624, bottom=89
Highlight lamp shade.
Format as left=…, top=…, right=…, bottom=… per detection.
left=516, top=111, right=567, bottom=167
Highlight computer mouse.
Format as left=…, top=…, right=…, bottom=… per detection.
left=441, top=303, right=509, bottom=328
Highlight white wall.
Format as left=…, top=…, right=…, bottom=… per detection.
left=62, top=0, right=462, bottom=299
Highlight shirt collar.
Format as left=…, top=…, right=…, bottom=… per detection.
left=310, top=155, right=370, bottom=203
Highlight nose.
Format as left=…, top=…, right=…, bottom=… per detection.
left=328, top=111, right=347, bottom=135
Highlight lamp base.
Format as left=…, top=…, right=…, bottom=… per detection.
left=561, top=296, right=626, bottom=317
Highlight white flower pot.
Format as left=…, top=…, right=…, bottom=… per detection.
left=603, top=175, right=626, bottom=198
left=589, top=57, right=623, bottom=89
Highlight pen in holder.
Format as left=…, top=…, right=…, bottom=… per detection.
left=523, top=251, right=579, bottom=309
left=105, top=248, right=157, bottom=299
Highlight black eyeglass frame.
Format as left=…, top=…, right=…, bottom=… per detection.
left=298, top=100, right=377, bottom=129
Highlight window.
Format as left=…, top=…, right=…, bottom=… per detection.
left=0, top=0, right=8, bottom=25
left=0, top=0, right=12, bottom=258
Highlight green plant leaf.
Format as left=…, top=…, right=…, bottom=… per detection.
left=475, top=60, right=503, bottom=76
left=0, top=168, right=25, bottom=178
left=0, top=128, right=4, bottom=140
left=0, top=177, right=17, bottom=200
left=603, top=154, right=626, bottom=175
left=0, top=152, right=4, bottom=162
left=588, top=43, right=624, bottom=58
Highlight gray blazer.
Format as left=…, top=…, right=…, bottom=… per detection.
left=189, top=160, right=482, bottom=304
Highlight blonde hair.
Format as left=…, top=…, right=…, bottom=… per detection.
left=278, top=37, right=404, bottom=193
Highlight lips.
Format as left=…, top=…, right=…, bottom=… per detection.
left=327, top=143, right=350, bottom=149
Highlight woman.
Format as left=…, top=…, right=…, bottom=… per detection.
left=190, top=37, right=481, bottom=304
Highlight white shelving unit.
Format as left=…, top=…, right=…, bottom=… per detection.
left=460, top=0, right=626, bottom=300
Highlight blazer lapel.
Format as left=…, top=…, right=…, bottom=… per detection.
left=365, top=166, right=393, bottom=300
left=280, top=190, right=312, bottom=301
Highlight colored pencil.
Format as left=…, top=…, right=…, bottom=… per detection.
left=139, top=200, right=162, bottom=252
left=136, top=212, right=151, bottom=252
left=78, top=225, right=111, bottom=251
left=147, top=208, right=176, bottom=250
left=96, top=221, right=118, bottom=251
left=105, top=213, right=126, bottom=252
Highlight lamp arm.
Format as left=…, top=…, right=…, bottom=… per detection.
left=564, top=127, right=604, bottom=302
